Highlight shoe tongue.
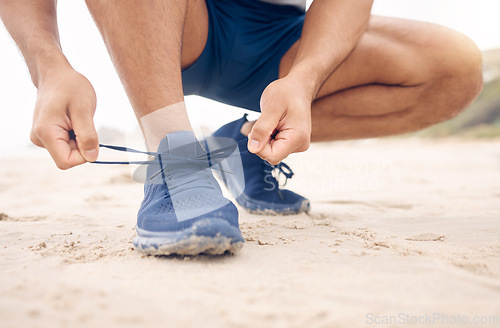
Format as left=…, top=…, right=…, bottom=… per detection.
left=157, top=131, right=199, bottom=158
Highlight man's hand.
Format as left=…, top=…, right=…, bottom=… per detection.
left=246, top=0, right=373, bottom=165
left=248, top=76, right=312, bottom=165
left=30, top=68, right=99, bottom=170
left=0, top=0, right=100, bottom=169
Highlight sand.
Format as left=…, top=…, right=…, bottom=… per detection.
left=0, top=138, right=499, bottom=328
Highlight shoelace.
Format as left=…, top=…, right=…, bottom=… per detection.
left=92, top=137, right=295, bottom=192
left=269, top=162, right=294, bottom=186
left=92, top=138, right=250, bottom=180
left=263, top=161, right=294, bottom=200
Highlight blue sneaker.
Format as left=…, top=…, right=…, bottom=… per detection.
left=134, top=131, right=244, bottom=255
left=211, top=115, right=310, bottom=215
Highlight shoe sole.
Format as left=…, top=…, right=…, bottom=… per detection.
left=215, top=166, right=311, bottom=216
left=133, top=219, right=245, bottom=256
left=236, top=193, right=311, bottom=216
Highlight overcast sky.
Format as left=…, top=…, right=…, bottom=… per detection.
left=1, top=0, right=499, bottom=156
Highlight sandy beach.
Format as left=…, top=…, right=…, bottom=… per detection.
left=1, top=138, right=499, bottom=328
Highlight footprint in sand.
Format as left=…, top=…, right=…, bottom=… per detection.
left=319, top=200, right=414, bottom=211
left=0, top=213, right=46, bottom=222
left=406, top=233, right=445, bottom=241
left=108, top=172, right=135, bottom=184
left=85, top=194, right=113, bottom=203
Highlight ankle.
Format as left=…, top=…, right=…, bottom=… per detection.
left=139, top=101, right=193, bottom=151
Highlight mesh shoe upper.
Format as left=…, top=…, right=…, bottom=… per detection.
left=137, top=131, right=239, bottom=232
left=212, top=115, right=310, bottom=214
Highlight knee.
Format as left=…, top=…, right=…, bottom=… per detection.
left=442, top=30, right=483, bottom=96
left=425, top=28, right=484, bottom=122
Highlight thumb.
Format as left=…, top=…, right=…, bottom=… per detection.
left=248, top=111, right=280, bottom=154
left=70, top=108, right=99, bottom=162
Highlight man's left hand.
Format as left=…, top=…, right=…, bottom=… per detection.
left=248, top=76, right=313, bottom=165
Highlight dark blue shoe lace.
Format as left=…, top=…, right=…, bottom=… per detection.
left=265, top=162, right=294, bottom=186
left=91, top=137, right=250, bottom=182
left=263, top=161, right=294, bottom=200
left=92, top=137, right=295, bottom=190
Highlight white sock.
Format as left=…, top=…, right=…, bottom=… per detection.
left=139, top=101, right=193, bottom=152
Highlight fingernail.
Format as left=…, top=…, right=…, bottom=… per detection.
left=84, top=149, right=97, bottom=162
left=249, top=139, right=260, bottom=151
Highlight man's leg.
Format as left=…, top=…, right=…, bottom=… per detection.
left=85, top=0, right=208, bottom=148
left=84, top=0, right=244, bottom=255
left=277, top=16, right=483, bottom=141
left=234, top=16, right=481, bottom=216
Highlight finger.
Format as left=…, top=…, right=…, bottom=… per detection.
left=69, top=105, right=99, bottom=162
left=256, top=129, right=297, bottom=165
left=39, top=127, right=87, bottom=170
left=30, top=130, right=44, bottom=148
left=248, top=107, right=281, bottom=154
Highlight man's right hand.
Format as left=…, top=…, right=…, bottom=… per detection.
left=30, top=68, right=99, bottom=170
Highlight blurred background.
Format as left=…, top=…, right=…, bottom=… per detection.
left=0, top=0, right=499, bottom=157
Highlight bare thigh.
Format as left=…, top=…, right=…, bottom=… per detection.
left=181, top=0, right=209, bottom=70
left=278, top=15, right=482, bottom=141
left=279, top=15, right=480, bottom=100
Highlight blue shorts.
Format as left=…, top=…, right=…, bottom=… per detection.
left=181, top=0, right=305, bottom=112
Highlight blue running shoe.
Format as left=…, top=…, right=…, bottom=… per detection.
left=134, top=131, right=244, bottom=255
left=211, top=115, right=310, bottom=215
